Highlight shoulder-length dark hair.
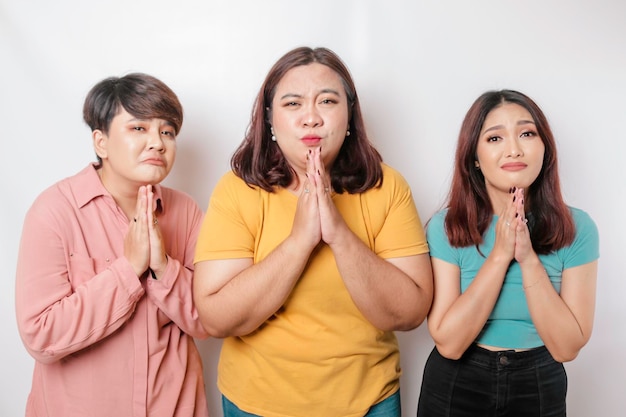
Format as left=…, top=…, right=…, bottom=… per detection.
left=445, top=89, right=575, bottom=254
left=231, top=46, right=382, bottom=193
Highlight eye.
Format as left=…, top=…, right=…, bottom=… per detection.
left=320, top=98, right=337, bottom=105
left=283, top=101, right=300, bottom=107
left=486, top=136, right=501, bottom=142
left=520, top=130, right=537, bottom=138
left=160, top=129, right=176, bottom=137
left=133, top=126, right=145, bottom=131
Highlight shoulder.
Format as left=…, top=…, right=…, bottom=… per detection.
left=557, top=206, right=600, bottom=265
left=426, top=209, right=448, bottom=235
left=567, top=206, right=599, bottom=245
left=380, top=163, right=410, bottom=187
left=568, top=206, right=597, bottom=228
left=215, top=171, right=259, bottom=192
left=209, top=171, right=266, bottom=208
left=29, top=167, right=89, bottom=210
left=23, top=167, right=96, bottom=229
left=364, top=163, right=411, bottom=198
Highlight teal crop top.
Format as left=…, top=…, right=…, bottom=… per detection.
left=426, top=207, right=599, bottom=349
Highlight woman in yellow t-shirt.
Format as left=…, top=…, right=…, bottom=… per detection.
left=194, top=46, right=433, bottom=417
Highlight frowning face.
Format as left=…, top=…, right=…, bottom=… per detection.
left=476, top=102, right=545, bottom=201
left=93, top=107, right=177, bottom=189
left=269, top=63, right=350, bottom=177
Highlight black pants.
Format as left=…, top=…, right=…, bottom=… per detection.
left=417, top=345, right=567, bottom=417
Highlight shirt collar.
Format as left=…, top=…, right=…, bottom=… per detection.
left=75, top=163, right=164, bottom=214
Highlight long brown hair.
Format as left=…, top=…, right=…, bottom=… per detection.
left=230, top=46, right=382, bottom=193
left=445, top=90, right=574, bottom=254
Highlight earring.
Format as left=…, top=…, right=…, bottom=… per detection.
left=346, top=130, right=350, bottom=137
left=270, top=127, right=276, bottom=142
left=474, top=160, right=480, bottom=169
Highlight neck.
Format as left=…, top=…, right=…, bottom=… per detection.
left=97, top=167, right=139, bottom=220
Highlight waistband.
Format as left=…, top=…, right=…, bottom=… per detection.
left=461, top=344, right=556, bottom=370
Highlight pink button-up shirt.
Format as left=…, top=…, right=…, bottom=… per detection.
left=15, top=164, right=209, bottom=417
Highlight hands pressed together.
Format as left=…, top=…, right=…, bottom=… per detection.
left=291, top=147, right=348, bottom=253
left=124, top=185, right=168, bottom=279
left=494, top=186, right=535, bottom=265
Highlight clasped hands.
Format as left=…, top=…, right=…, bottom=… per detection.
left=495, top=186, right=534, bottom=264
left=124, top=184, right=167, bottom=279
left=291, top=147, right=347, bottom=252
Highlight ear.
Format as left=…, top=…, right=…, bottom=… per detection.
left=92, top=130, right=108, bottom=160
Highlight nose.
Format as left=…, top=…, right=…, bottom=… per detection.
left=507, top=139, right=523, bottom=157
left=302, top=106, right=322, bottom=128
left=147, top=131, right=165, bottom=153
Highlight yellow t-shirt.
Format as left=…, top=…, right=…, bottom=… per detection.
left=195, top=164, right=428, bottom=417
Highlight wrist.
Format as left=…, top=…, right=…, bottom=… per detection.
left=149, top=255, right=169, bottom=280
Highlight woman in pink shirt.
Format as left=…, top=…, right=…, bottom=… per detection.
left=15, top=73, right=209, bottom=417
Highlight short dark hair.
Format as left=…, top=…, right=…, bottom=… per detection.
left=231, top=47, right=383, bottom=193
left=445, top=89, right=574, bottom=254
left=83, top=72, right=183, bottom=136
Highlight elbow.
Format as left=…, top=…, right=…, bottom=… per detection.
left=548, top=347, right=581, bottom=363
left=388, top=294, right=432, bottom=332
left=545, top=335, right=590, bottom=363
left=393, top=313, right=427, bottom=332
left=18, top=325, right=62, bottom=365
left=20, top=340, right=65, bottom=365
left=199, top=317, right=254, bottom=339
left=29, top=350, right=63, bottom=365
left=435, top=343, right=465, bottom=360
left=198, top=318, right=229, bottom=339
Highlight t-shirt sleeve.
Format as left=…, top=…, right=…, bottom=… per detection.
left=561, top=207, right=600, bottom=269
left=426, top=210, right=459, bottom=265
left=372, top=166, right=429, bottom=258
left=194, top=172, right=256, bottom=263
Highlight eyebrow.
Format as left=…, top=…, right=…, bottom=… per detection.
left=482, top=119, right=536, bottom=134
left=126, top=117, right=175, bottom=127
left=279, top=88, right=341, bottom=100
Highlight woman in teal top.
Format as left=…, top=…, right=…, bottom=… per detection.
left=417, top=90, right=599, bottom=417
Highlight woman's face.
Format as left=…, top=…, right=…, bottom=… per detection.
left=94, top=107, right=177, bottom=187
left=270, top=62, right=350, bottom=176
left=475, top=102, right=545, bottom=198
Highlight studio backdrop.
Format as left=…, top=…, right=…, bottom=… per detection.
left=1, top=1, right=624, bottom=416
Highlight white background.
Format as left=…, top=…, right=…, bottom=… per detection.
left=1, top=1, right=624, bottom=416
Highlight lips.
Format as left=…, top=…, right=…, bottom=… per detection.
left=501, top=162, right=527, bottom=171
left=143, top=158, right=165, bottom=166
left=301, top=135, right=322, bottom=146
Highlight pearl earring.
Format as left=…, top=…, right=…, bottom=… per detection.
left=271, top=127, right=276, bottom=142
left=346, top=130, right=350, bottom=137
left=474, top=160, right=480, bottom=169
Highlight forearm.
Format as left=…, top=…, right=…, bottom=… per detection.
left=195, top=237, right=311, bottom=338
left=145, top=256, right=208, bottom=339
left=16, top=258, right=144, bottom=364
left=431, top=255, right=509, bottom=359
left=521, top=259, right=591, bottom=362
left=329, top=229, right=432, bottom=332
